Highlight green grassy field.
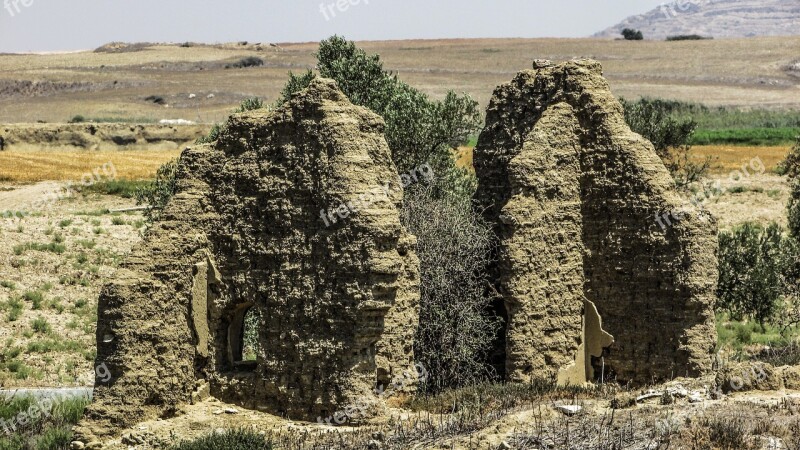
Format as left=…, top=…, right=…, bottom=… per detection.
left=691, top=127, right=799, bottom=146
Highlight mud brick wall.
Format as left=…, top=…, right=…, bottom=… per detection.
left=77, top=78, right=420, bottom=441
left=474, top=60, right=718, bottom=384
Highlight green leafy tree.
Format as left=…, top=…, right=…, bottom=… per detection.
left=782, top=137, right=800, bottom=237
left=279, top=36, right=482, bottom=194
left=717, top=222, right=785, bottom=328
left=621, top=97, right=711, bottom=187
left=622, top=28, right=644, bottom=40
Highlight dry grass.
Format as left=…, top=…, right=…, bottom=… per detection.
left=456, top=145, right=792, bottom=175
left=692, top=144, right=791, bottom=174
left=0, top=150, right=182, bottom=182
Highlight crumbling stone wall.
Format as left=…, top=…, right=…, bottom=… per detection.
left=474, top=59, right=718, bottom=384
left=76, top=78, right=420, bottom=440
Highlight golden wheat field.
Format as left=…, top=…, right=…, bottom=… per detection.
left=0, top=150, right=182, bottom=182
left=692, top=145, right=792, bottom=173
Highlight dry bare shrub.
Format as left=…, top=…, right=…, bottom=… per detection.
left=401, top=182, right=500, bottom=393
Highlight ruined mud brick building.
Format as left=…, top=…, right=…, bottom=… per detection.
left=77, top=61, right=719, bottom=439
left=76, top=79, right=420, bottom=438
left=474, top=59, right=718, bottom=385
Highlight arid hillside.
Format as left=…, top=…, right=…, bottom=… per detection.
left=595, top=0, right=800, bottom=40
left=0, top=37, right=799, bottom=124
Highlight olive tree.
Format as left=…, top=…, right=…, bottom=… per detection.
left=621, top=97, right=710, bottom=188
left=280, top=36, right=482, bottom=196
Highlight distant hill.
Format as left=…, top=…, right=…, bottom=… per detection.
left=594, top=0, right=800, bottom=40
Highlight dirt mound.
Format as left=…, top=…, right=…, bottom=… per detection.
left=0, top=123, right=208, bottom=151
left=474, top=59, right=718, bottom=385
left=73, top=78, right=420, bottom=444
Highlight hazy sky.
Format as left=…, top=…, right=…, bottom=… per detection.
left=0, top=0, right=669, bottom=53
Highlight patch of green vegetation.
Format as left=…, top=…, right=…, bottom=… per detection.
left=23, top=291, right=44, bottom=310
left=26, top=338, right=83, bottom=353
left=171, top=429, right=273, bottom=450
left=666, top=34, right=712, bottom=41
left=74, top=209, right=109, bottom=217
left=0, top=280, right=15, bottom=290
left=111, top=216, right=126, bottom=226
left=0, top=395, right=89, bottom=449
left=767, top=189, right=782, bottom=198
left=78, top=179, right=152, bottom=199
left=30, top=316, right=51, bottom=334
left=728, top=185, right=747, bottom=194
left=58, top=219, right=73, bottom=228
left=75, top=252, right=89, bottom=265
left=235, top=97, right=264, bottom=113
left=718, top=313, right=790, bottom=347
left=4, top=297, right=23, bottom=322
left=691, top=127, right=799, bottom=146
left=12, top=242, right=66, bottom=256
left=225, top=56, right=264, bottom=69
left=196, top=124, right=224, bottom=144
left=76, top=239, right=96, bottom=249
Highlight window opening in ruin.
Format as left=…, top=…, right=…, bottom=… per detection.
left=227, top=303, right=260, bottom=371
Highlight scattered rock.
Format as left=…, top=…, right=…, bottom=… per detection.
left=688, top=393, right=704, bottom=403
left=636, top=391, right=663, bottom=403
left=555, top=404, right=582, bottom=416
left=69, top=442, right=85, bottom=450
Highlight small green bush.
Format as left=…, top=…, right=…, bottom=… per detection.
left=235, top=97, right=264, bottom=113
left=68, top=115, right=86, bottom=123
left=31, top=316, right=51, bottom=334
left=135, top=160, right=178, bottom=222
left=195, top=123, right=224, bottom=144
left=171, top=429, right=272, bottom=450
left=79, top=179, right=151, bottom=199
left=226, top=57, right=264, bottom=69
left=666, top=34, right=712, bottom=41
left=12, top=242, right=66, bottom=256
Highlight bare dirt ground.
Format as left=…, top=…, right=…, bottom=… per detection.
left=92, top=378, right=800, bottom=449
left=1, top=36, right=798, bottom=124
left=0, top=184, right=143, bottom=387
